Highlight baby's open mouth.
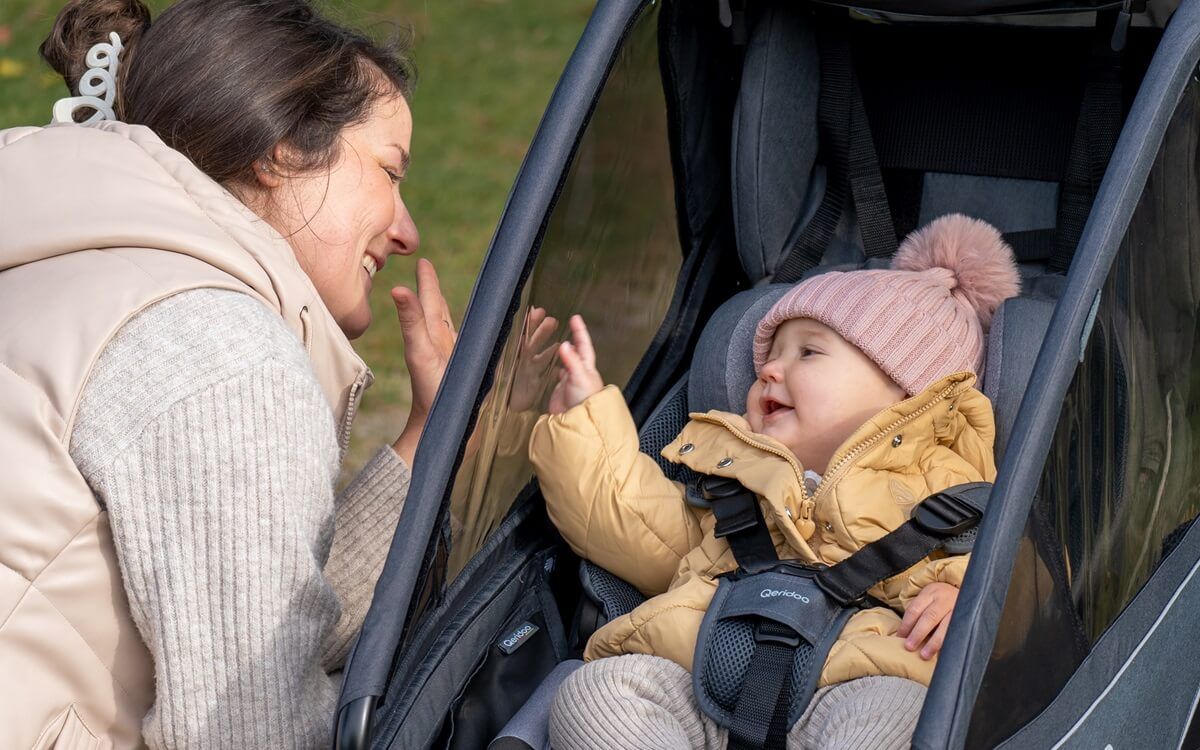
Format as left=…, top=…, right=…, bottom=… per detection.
left=761, top=396, right=794, bottom=419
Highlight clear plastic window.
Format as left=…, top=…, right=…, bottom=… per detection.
left=971, top=78, right=1200, bottom=746
left=446, top=3, right=682, bottom=577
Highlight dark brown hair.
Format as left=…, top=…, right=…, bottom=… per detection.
left=40, top=0, right=416, bottom=186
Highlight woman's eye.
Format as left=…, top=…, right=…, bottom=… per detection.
left=384, top=168, right=403, bottom=186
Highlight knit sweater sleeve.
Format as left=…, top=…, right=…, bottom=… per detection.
left=69, top=288, right=408, bottom=749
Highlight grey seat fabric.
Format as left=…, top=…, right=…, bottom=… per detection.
left=732, top=1, right=1069, bottom=280
left=688, top=285, right=792, bottom=413
left=984, top=295, right=1058, bottom=462
left=731, top=3, right=823, bottom=281
left=488, top=660, right=583, bottom=750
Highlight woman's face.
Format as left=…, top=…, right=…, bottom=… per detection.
left=259, top=94, right=419, bottom=339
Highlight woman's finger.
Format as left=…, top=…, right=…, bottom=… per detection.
left=525, top=307, right=546, bottom=342
left=392, top=286, right=433, bottom=355
left=529, top=316, right=559, bottom=349
left=418, top=258, right=453, bottom=328
left=415, top=259, right=452, bottom=338
left=570, top=315, right=596, bottom=368
left=532, top=342, right=559, bottom=367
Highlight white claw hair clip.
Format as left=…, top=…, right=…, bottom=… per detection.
left=51, top=31, right=124, bottom=126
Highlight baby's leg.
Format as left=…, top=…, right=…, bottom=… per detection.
left=788, top=676, right=926, bottom=750
left=549, top=654, right=727, bottom=750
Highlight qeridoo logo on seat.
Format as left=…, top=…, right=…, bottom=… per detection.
left=497, top=621, right=539, bottom=654
left=759, top=588, right=810, bottom=603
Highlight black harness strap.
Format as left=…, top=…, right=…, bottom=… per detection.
left=815, top=483, right=992, bottom=606
left=774, top=25, right=895, bottom=283
left=1049, top=12, right=1126, bottom=274
left=727, top=620, right=797, bottom=750
left=704, top=475, right=780, bottom=572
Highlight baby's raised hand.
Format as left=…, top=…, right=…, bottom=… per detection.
left=547, top=315, right=605, bottom=415
left=897, top=581, right=959, bottom=660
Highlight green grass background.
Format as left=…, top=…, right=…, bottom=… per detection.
left=0, top=0, right=594, bottom=475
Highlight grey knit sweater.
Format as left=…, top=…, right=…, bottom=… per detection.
left=69, top=288, right=409, bottom=748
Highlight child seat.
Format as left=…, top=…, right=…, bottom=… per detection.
left=574, top=0, right=1088, bottom=637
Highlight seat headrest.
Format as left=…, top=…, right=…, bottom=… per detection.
left=731, top=4, right=822, bottom=281
left=689, top=284, right=792, bottom=414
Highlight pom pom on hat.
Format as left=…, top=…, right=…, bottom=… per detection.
left=753, top=214, right=1021, bottom=395
left=891, top=213, right=1020, bottom=331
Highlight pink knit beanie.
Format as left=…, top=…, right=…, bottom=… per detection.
left=753, top=214, right=1021, bottom=395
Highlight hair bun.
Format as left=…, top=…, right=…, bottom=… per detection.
left=890, top=213, right=1021, bottom=331
left=40, top=0, right=151, bottom=105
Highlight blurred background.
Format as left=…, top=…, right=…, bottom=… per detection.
left=0, top=0, right=595, bottom=478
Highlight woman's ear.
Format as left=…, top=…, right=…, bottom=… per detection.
left=253, top=158, right=283, bottom=189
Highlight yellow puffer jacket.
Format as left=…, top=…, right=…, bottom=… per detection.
left=529, top=371, right=996, bottom=688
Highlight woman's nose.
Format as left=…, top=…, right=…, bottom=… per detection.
left=388, top=194, right=420, bottom=256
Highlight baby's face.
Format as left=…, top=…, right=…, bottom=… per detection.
left=745, top=318, right=907, bottom=475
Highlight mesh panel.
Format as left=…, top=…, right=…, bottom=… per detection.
left=701, top=618, right=757, bottom=712
left=699, top=617, right=817, bottom=719
left=786, top=640, right=817, bottom=719
left=638, top=380, right=699, bottom=486
left=581, top=561, right=646, bottom=620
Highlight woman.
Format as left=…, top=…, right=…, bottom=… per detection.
left=0, top=0, right=452, bottom=746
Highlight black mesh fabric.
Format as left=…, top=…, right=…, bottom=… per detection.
left=638, top=380, right=698, bottom=486
left=702, top=619, right=757, bottom=712
left=580, top=561, right=646, bottom=621
left=699, top=617, right=817, bottom=722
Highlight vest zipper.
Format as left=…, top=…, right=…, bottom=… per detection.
left=338, top=372, right=368, bottom=456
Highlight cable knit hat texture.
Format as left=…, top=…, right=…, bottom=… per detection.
left=753, top=214, right=1021, bottom=395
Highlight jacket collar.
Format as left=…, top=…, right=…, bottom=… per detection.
left=665, top=371, right=981, bottom=500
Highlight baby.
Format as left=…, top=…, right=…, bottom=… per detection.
left=530, top=214, right=1020, bottom=750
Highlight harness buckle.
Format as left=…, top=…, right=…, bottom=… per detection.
left=754, top=621, right=801, bottom=649
left=913, top=490, right=982, bottom=537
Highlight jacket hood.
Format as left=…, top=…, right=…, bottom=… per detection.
left=0, top=122, right=370, bottom=418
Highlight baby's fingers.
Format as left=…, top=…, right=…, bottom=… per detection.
left=897, top=598, right=928, bottom=638
left=920, top=614, right=952, bottom=660
left=569, top=315, right=597, bottom=369
left=903, top=606, right=943, bottom=652
left=558, top=340, right=586, bottom=375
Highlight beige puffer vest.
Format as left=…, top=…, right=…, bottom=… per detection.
left=0, top=123, right=370, bottom=748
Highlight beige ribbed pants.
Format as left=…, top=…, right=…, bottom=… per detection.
left=548, top=655, right=926, bottom=750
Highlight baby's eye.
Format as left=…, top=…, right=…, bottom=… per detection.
left=799, top=347, right=816, bottom=358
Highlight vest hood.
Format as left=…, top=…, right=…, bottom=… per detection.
left=0, top=122, right=371, bottom=428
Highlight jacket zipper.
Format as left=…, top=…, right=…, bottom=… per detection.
left=811, top=384, right=956, bottom=505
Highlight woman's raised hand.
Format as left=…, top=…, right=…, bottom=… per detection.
left=508, top=306, right=560, bottom=414
left=391, top=258, right=456, bottom=464
left=547, top=315, right=604, bottom=415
